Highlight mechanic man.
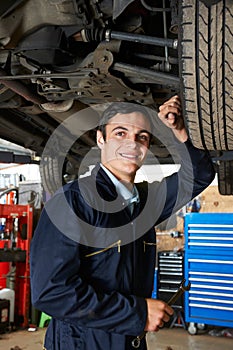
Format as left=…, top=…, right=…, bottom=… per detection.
left=30, top=96, right=215, bottom=350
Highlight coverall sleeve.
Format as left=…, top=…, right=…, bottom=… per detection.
left=30, top=197, right=147, bottom=336
left=154, top=138, right=215, bottom=224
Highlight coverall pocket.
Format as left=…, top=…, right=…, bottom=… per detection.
left=81, top=240, right=123, bottom=291
left=143, top=240, right=156, bottom=253
left=84, top=240, right=121, bottom=257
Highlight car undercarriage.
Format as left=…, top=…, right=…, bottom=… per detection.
left=0, top=0, right=232, bottom=194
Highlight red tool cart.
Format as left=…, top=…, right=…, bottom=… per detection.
left=0, top=203, right=33, bottom=328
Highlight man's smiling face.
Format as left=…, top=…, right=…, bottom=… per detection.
left=97, top=111, right=151, bottom=182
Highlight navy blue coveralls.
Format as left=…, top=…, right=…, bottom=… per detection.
left=30, top=139, right=215, bottom=350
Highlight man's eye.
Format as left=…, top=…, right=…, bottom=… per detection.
left=115, top=131, right=125, bottom=137
left=138, top=135, right=149, bottom=141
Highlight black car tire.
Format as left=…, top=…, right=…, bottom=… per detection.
left=217, top=160, right=233, bottom=195
left=40, top=156, right=63, bottom=195
left=179, top=0, right=233, bottom=151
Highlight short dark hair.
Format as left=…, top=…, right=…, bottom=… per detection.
left=98, top=102, right=154, bottom=141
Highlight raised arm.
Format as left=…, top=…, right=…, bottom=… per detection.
left=144, top=96, right=215, bottom=332
left=153, top=95, right=215, bottom=223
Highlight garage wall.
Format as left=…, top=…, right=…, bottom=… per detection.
left=156, top=184, right=233, bottom=252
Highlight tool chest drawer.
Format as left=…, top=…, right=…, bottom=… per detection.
left=158, top=251, right=184, bottom=305
left=184, top=213, right=233, bottom=329
left=185, top=213, right=233, bottom=256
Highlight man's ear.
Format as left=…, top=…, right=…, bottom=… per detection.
left=96, top=130, right=105, bottom=149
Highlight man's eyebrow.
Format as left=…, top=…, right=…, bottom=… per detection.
left=110, top=126, right=150, bottom=134
left=138, top=129, right=151, bottom=135
left=111, top=126, right=128, bottom=132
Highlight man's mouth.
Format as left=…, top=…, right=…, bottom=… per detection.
left=119, top=153, right=141, bottom=161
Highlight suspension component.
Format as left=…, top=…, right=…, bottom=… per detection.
left=79, top=28, right=178, bottom=50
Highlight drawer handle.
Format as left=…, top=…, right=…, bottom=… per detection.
left=190, top=284, right=233, bottom=291
left=188, top=259, right=233, bottom=264
left=188, top=229, right=233, bottom=234
left=189, top=271, right=233, bottom=278
left=190, top=290, right=233, bottom=298
left=188, top=224, right=233, bottom=228
left=188, top=243, right=233, bottom=247
left=189, top=277, right=233, bottom=284
left=189, top=236, right=233, bottom=240
left=190, top=303, right=233, bottom=311
left=190, top=296, right=233, bottom=305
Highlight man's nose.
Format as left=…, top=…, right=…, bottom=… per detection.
left=125, top=135, right=138, bottom=146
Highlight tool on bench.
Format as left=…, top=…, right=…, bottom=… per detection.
left=131, top=279, right=191, bottom=348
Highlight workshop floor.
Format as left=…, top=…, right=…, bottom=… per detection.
left=0, top=327, right=232, bottom=350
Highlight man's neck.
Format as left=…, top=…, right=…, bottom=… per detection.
left=100, top=163, right=135, bottom=192
left=100, top=163, right=136, bottom=189
left=119, top=180, right=134, bottom=192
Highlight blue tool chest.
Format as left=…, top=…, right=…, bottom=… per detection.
left=184, top=213, right=233, bottom=330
